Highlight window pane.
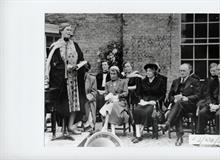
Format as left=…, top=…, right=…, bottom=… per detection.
left=209, top=39, right=220, bottom=43
left=209, top=14, right=219, bottom=22
left=46, top=48, right=50, bottom=57
left=181, top=14, right=193, bottom=22
left=195, top=14, right=207, bottom=22
left=46, top=36, right=53, bottom=47
left=181, top=38, right=193, bottom=43
left=195, top=24, right=207, bottom=38
left=195, top=45, right=207, bottom=59
left=208, top=45, right=220, bottom=59
left=195, top=39, right=207, bottom=43
left=181, top=46, right=193, bottom=59
left=209, top=23, right=219, bottom=37
left=195, top=60, right=207, bottom=79
left=181, top=24, right=193, bottom=38
left=55, top=36, right=60, bottom=41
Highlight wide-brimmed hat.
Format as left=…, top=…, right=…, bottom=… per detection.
left=144, top=63, right=158, bottom=71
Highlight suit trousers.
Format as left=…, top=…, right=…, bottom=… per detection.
left=167, top=100, right=196, bottom=134
left=198, top=106, right=220, bottom=134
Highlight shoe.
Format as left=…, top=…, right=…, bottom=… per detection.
left=161, top=122, right=170, bottom=132
left=175, top=137, right=183, bottom=146
left=84, top=125, right=93, bottom=132
left=131, top=137, right=137, bottom=142
left=132, top=137, right=142, bottom=143
left=69, top=129, right=82, bottom=135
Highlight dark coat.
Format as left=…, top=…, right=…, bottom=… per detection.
left=141, top=76, right=166, bottom=105
left=127, top=76, right=142, bottom=105
left=209, top=76, right=220, bottom=105
left=168, top=76, right=200, bottom=104
left=96, top=72, right=111, bottom=90
left=49, top=42, right=86, bottom=116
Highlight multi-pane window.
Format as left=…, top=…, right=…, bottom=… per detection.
left=181, top=14, right=220, bottom=80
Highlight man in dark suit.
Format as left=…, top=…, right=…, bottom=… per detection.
left=96, top=60, right=111, bottom=120
left=162, top=63, right=200, bottom=146
left=197, top=64, right=220, bottom=135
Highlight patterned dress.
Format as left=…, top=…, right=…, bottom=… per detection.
left=49, top=39, right=86, bottom=118
left=60, top=40, right=80, bottom=112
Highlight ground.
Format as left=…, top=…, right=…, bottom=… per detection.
left=44, top=122, right=218, bottom=148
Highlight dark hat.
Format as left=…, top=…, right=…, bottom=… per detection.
left=144, top=63, right=158, bottom=71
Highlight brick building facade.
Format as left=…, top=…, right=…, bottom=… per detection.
left=45, top=13, right=220, bottom=91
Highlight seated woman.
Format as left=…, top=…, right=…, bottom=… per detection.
left=122, top=62, right=143, bottom=134
left=123, top=61, right=143, bottom=107
left=132, top=63, right=166, bottom=143
left=99, top=66, right=129, bottom=135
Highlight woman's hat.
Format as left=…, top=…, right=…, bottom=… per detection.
left=144, top=63, right=158, bottom=71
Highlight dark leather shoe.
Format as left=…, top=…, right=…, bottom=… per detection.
left=175, top=136, right=183, bottom=146
left=132, top=137, right=142, bottom=143
left=161, top=122, right=170, bottom=132
left=69, top=129, right=82, bottom=135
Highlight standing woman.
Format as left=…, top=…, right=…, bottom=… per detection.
left=132, top=63, right=166, bottom=143
left=45, top=23, right=87, bottom=134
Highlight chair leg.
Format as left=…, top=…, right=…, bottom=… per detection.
left=51, top=107, right=56, bottom=138
left=168, top=127, right=171, bottom=139
left=123, top=123, right=126, bottom=136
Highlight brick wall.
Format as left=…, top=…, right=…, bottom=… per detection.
left=45, top=13, right=181, bottom=91
left=45, top=14, right=122, bottom=73
left=123, top=14, right=180, bottom=91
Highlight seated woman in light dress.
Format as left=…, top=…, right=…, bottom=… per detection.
left=100, top=66, right=129, bottom=135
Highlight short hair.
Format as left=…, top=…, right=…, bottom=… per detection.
left=123, top=61, right=132, bottom=68
left=59, top=22, right=71, bottom=34
left=110, top=65, right=120, bottom=76
left=101, top=60, right=109, bottom=65
left=209, top=63, right=218, bottom=69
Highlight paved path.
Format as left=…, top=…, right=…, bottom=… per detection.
left=44, top=122, right=218, bottom=148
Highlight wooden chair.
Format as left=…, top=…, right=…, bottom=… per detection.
left=144, top=101, right=165, bottom=139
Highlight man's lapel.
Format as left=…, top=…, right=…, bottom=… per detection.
left=184, top=76, right=191, bottom=89
left=174, top=78, right=181, bottom=92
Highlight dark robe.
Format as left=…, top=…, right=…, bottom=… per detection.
left=49, top=42, right=86, bottom=120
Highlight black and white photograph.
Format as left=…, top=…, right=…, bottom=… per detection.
left=44, top=13, right=220, bottom=147
left=1, top=0, right=220, bottom=159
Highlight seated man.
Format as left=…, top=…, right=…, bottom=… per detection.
left=197, top=64, right=220, bottom=135
left=196, top=63, right=218, bottom=116
left=162, top=63, right=200, bottom=146
left=96, top=60, right=111, bottom=121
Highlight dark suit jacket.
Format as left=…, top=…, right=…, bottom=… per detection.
left=209, top=77, right=220, bottom=105
left=168, top=76, right=200, bottom=104
left=96, top=72, right=111, bottom=90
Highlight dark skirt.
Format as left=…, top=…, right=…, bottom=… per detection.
left=55, top=84, right=83, bottom=122
left=133, top=104, right=154, bottom=126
